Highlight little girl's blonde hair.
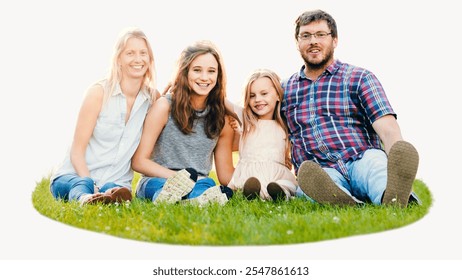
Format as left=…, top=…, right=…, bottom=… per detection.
left=241, top=69, right=292, bottom=168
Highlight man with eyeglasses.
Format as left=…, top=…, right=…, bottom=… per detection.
left=281, top=9, right=420, bottom=207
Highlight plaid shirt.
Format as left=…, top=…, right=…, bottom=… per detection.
left=281, top=60, right=396, bottom=178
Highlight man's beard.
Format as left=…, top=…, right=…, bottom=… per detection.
left=302, top=49, right=334, bottom=71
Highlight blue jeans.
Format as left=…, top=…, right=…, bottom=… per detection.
left=50, top=174, right=118, bottom=202
left=296, top=149, right=416, bottom=205
left=136, top=176, right=215, bottom=201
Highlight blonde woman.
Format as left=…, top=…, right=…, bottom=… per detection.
left=50, top=27, right=159, bottom=205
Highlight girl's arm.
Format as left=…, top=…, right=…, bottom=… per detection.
left=225, top=99, right=243, bottom=152
left=131, top=97, right=176, bottom=178
left=225, top=98, right=242, bottom=126
left=213, top=116, right=235, bottom=186
left=70, top=84, right=103, bottom=177
left=230, top=118, right=240, bottom=152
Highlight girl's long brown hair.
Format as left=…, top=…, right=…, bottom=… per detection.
left=170, top=40, right=227, bottom=139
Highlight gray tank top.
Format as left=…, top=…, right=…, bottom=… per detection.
left=151, top=94, right=218, bottom=176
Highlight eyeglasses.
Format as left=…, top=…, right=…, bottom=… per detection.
left=298, top=32, right=332, bottom=41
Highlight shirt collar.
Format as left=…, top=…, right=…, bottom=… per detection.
left=297, top=59, right=341, bottom=80
left=112, top=83, right=151, bottom=101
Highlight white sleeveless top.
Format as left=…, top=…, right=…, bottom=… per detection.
left=51, top=81, right=152, bottom=188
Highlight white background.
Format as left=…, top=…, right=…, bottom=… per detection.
left=1, top=0, right=461, bottom=277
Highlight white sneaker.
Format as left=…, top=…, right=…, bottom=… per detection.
left=181, top=186, right=228, bottom=206
left=154, top=169, right=195, bottom=204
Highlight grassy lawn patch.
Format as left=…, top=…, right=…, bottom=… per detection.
left=32, top=173, right=431, bottom=246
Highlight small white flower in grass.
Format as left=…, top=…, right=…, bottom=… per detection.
left=333, top=216, right=340, bottom=223
left=98, top=213, right=102, bottom=217
left=115, top=208, right=120, bottom=213
left=114, top=202, right=120, bottom=206
left=125, top=227, right=130, bottom=231
left=98, top=206, right=103, bottom=210
left=286, top=230, right=294, bottom=235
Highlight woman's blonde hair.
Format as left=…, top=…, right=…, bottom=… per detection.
left=103, top=27, right=157, bottom=104
left=241, top=69, right=292, bottom=168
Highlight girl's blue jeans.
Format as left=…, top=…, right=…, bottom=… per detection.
left=136, top=176, right=215, bottom=201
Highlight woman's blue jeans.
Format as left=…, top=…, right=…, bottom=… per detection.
left=136, top=176, right=215, bottom=201
left=50, top=174, right=118, bottom=202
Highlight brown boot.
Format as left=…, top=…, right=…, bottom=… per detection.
left=79, top=193, right=112, bottom=206
left=105, top=187, right=132, bottom=203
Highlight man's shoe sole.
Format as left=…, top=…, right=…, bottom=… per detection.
left=297, top=161, right=357, bottom=206
left=382, top=141, right=419, bottom=207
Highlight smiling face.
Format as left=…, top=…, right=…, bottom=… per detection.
left=118, top=37, right=149, bottom=80
left=187, top=53, right=218, bottom=97
left=297, top=20, right=337, bottom=71
left=248, top=77, right=279, bottom=120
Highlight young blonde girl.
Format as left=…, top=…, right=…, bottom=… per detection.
left=228, top=69, right=297, bottom=201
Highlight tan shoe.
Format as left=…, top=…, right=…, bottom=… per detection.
left=382, top=141, right=419, bottom=207
left=297, top=161, right=358, bottom=206
left=181, top=186, right=228, bottom=206
left=154, top=169, right=195, bottom=204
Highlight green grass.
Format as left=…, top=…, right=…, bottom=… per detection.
left=32, top=173, right=432, bottom=246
